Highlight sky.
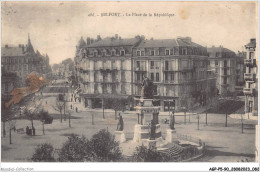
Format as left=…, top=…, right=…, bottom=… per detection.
left=1, top=1, right=258, bottom=64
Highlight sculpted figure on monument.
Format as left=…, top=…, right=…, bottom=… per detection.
left=116, top=113, right=124, bottom=131
left=170, top=110, right=175, bottom=130
left=141, top=77, right=154, bottom=99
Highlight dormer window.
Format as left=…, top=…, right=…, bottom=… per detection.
left=182, top=48, right=188, bottom=55
left=137, top=50, right=141, bottom=56
left=165, top=49, right=170, bottom=56
left=111, top=50, right=116, bottom=56
left=120, top=50, right=125, bottom=56
left=151, top=50, right=155, bottom=56
left=141, top=51, right=145, bottom=56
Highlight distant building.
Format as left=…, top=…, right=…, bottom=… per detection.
left=1, top=34, right=51, bottom=103
left=1, top=34, right=51, bottom=85
left=1, top=71, right=19, bottom=102
left=236, top=51, right=246, bottom=85
left=75, top=35, right=217, bottom=111
left=244, top=38, right=258, bottom=116
left=207, top=46, right=237, bottom=95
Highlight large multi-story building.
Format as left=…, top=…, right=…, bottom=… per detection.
left=243, top=38, right=258, bottom=116
left=207, top=46, right=237, bottom=95
left=74, top=35, right=216, bottom=111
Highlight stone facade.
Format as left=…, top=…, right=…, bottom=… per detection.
left=243, top=38, right=258, bottom=116
left=74, top=35, right=217, bottom=111
left=207, top=46, right=237, bottom=95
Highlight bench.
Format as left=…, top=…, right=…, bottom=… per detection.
left=17, top=128, right=25, bottom=134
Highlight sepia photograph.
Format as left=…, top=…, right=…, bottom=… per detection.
left=1, top=1, right=259, bottom=171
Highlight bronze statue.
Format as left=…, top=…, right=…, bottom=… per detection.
left=116, top=113, right=124, bottom=131
left=141, top=77, right=154, bottom=99
left=170, top=110, right=175, bottom=130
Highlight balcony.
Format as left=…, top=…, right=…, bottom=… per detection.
left=244, top=73, right=256, bottom=82
left=243, top=88, right=256, bottom=95
left=244, top=59, right=256, bottom=66
left=163, top=67, right=176, bottom=72
left=135, top=67, right=146, bottom=72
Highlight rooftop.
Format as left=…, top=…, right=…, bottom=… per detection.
left=87, top=37, right=141, bottom=48
left=1, top=46, right=25, bottom=57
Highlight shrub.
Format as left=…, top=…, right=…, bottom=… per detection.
left=58, top=134, right=92, bottom=162
left=57, top=130, right=122, bottom=162
left=89, top=129, right=122, bottom=162
left=31, top=143, right=55, bottom=162
left=132, top=145, right=169, bottom=162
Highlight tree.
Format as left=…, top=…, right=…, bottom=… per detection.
left=38, top=109, right=52, bottom=135
left=58, top=134, right=93, bottom=162
left=31, top=143, right=55, bottom=162
left=132, top=145, right=170, bottom=162
left=89, top=129, right=122, bottom=161
left=104, top=98, right=126, bottom=119
left=1, top=104, right=15, bottom=138
left=52, top=98, right=64, bottom=123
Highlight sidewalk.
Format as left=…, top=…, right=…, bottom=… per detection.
left=229, top=113, right=258, bottom=121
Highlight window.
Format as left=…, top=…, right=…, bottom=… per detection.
left=150, top=73, right=154, bottom=81
left=223, top=77, right=227, bottom=84
left=156, top=73, right=159, bottom=82
left=165, top=61, right=169, bottom=70
left=141, top=51, right=145, bottom=56
left=137, top=51, right=141, bottom=56
left=120, top=50, right=125, bottom=56
left=153, top=85, right=157, bottom=95
left=249, top=52, right=254, bottom=59
left=111, top=50, right=115, bottom=56
left=151, top=50, right=155, bottom=56
left=224, top=68, right=227, bottom=75
left=150, top=61, right=154, bottom=69
left=102, top=52, right=106, bottom=57
left=182, top=48, right=187, bottom=55
left=165, top=73, right=168, bottom=81
left=224, top=60, right=227, bottom=67
left=165, top=49, right=170, bottom=56
left=215, top=60, right=218, bottom=66
left=171, top=73, right=174, bottom=81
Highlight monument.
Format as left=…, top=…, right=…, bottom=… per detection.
left=166, top=110, right=176, bottom=143
left=114, top=113, right=126, bottom=143
left=133, top=77, right=166, bottom=149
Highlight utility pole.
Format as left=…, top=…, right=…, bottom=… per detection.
left=225, top=113, right=228, bottom=127
left=241, top=113, right=244, bottom=134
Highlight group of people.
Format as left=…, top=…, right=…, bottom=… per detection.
left=26, top=126, right=35, bottom=136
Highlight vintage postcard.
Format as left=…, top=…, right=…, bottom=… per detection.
left=1, top=1, right=259, bottom=171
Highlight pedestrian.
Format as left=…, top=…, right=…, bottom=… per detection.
left=76, top=107, right=78, bottom=112
left=32, top=126, right=35, bottom=136
left=26, top=126, right=29, bottom=135
left=71, top=104, right=72, bottom=109
left=46, top=100, right=47, bottom=104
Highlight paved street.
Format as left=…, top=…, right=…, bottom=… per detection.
left=1, top=93, right=257, bottom=162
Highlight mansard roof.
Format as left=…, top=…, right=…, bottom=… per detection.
left=1, top=46, right=25, bottom=57
left=87, top=37, right=141, bottom=48
left=137, top=38, right=204, bottom=48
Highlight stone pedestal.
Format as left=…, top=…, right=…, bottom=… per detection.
left=146, top=139, right=157, bottom=150
left=133, top=124, right=161, bottom=143
left=166, top=129, right=176, bottom=143
left=114, top=131, right=126, bottom=143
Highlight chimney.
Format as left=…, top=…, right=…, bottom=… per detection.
left=5, top=44, right=8, bottom=48
left=97, top=35, right=101, bottom=41
left=115, top=34, right=118, bottom=39
left=250, top=38, right=256, bottom=43
left=87, top=37, right=91, bottom=45
left=90, top=38, right=94, bottom=44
